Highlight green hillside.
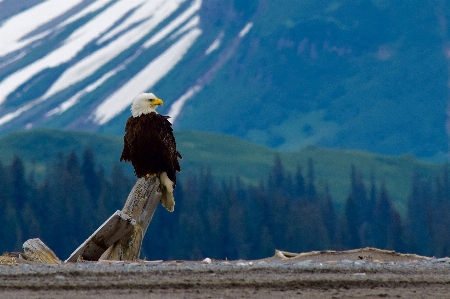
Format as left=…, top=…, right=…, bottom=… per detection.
left=1, top=1, right=448, bottom=161
left=172, top=0, right=449, bottom=160
left=0, top=129, right=441, bottom=215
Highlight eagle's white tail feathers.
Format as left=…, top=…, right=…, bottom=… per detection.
left=159, top=172, right=175, bottom=212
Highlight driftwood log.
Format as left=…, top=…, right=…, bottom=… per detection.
left=23, top=238, right=62, bottom=264
left=65, top=211, right=136, bottom=262
left=21, top=176, right=162, bottom=263
left=99, top=176, right=161, bottom=261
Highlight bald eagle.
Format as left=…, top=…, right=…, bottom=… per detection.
left=120, top=93, right=182, bottom=212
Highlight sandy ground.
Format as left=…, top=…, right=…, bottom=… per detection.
left=2, top=286, right=450, bottom=299
left=0, top=248, right=449, bottom=298
left=0, top=268, right=449, bottom=299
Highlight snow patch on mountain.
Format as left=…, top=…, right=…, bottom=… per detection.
left=0, top=0, right=211, bottom=132
left=0, top=0, right=204, bottom=130
left=0, top=0, right=141, bottom=105
left=168, top=85, right=202, bottom=123
left=0, top=0, right=83, bottom=57
left=169, top=22, right=253, bottom=123
left=46, top=70, right=116, bottom=117
left=170, top=15, right=200, bottom=40
left=96, top=0, right=165, bottom=44
left=143, top=0, right=201, bottom=48
left=0, top=97, right=43, bottom=127
left=239, top=22, right=253, bottom=37
left=93, top=28, right=202, bottom=125
left=43, top=0, right=180, bottom=99
left=61, top=0, right=114, bottom=28
left=205, top=32, right=224, bottom=55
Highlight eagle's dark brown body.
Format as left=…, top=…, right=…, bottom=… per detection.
left=120, top=112, right=181, bottom=184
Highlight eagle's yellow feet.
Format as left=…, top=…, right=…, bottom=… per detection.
left=145, top=173, right=157, bottom=178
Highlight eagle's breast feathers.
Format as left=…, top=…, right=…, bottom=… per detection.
left=120, top=112, right=181, bottom=184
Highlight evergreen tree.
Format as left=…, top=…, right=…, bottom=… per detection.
left=40, top=153, right=68, bottom=256
left=285, top=198, right=331, bottom=252
left=247, top=181, right=272, bottom=259
left=108, top=164, right=132, bottom=209
left=36, top=179, right=54, bottom=249
left=320, top=184, right=336, bottom=242
left=342, top=194, right=361, bottom=248
left=334, top=214, right=352, bottom=250
left=10, top=155, right=27, bottom=210
left=428, top=165, right=450, bottom=256
left=94, top=166, right=110, bottom=225
left=306, top=158, right=317, bottom=201
left=406, top=173, right=432, bottom=256
left=294, top=164, right=306, bottom=200
left=0, top=159, right=20, bottom=252
left=349, top=165, right=376, bottom=247
left=20, top=203, right=41, bottom=241
left=268, top=154, right=285, bottom=195
left=267, top=156, right=289, bottom=249
left=174, top=174, right=205, bottom=260
left=81, top=148, right=100, bottom=201
left=336, top=165, right=369, bottom=249
left=349, top=165, right=368, bottom=225
left=56, top=151, right=93, bottom=257
left=368, top=171, right=377, bottom=223
left=373, top=182, right=403, bottom=250
left=226, top=178, right=251, bottom=259
left=0, top=159, right=13, bottom=210
left=2, top=201, right=22, bottom=251
left=442, top=163, right=450, bottom=202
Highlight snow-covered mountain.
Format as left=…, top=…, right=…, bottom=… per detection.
left=1, top=0, right=450, bottom=159
left=0, top=0, right=213, bottom=128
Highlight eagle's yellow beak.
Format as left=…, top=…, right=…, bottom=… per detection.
left=152, top=98, right=163, bottom=105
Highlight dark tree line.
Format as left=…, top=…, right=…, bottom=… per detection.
left=405, top=164, right=450, bottom=257
left=0, top=150, right=449, bottom=260
left=0, top=150, right=133, bottom=258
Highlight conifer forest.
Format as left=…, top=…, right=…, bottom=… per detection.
left=0, top=149, right=449, bottom=260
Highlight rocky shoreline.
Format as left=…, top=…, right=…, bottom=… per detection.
left=0, top=248, right=449, bottom=298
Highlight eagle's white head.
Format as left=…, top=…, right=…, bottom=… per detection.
left=131, top=93, right=163, bottom=117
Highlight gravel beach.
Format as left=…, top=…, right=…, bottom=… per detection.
left=1, top=248, right=450, bottom=298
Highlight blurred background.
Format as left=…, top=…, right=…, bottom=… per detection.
left=0, top=0, right=450, bottom=260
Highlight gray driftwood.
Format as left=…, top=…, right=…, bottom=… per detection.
left=99, top=176, right=161, bottom=261
left=20, top=176, right=160, bottom=263
left=23, top=238, right=62, bottom=264
left=65, top=210, right=136, bottom=262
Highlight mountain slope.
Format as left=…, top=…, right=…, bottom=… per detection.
left=178, top=0, right=450, bottom=158
left=0, top=0, right=449, bottom=159
left=0, top=0, right=204, bottom=129
left=0, top=129, right=439, bottom=215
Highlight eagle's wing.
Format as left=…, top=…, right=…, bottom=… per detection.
left=120, top=117, right=136, bottom=162
left=158, top=115, right=181, bottom=184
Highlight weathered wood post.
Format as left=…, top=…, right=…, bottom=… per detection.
left=22, top=175, right=162, bottom=263
left=65, top=211, right=136, bottom=262
left=99, top=175, right=161, bottom=261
